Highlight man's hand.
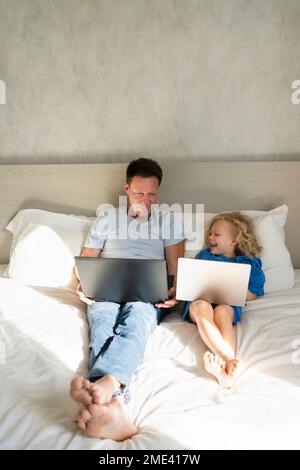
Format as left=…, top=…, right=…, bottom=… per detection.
left=155, top=286, right=178, bottom=309
left=76, top=282, right=96, bottom=305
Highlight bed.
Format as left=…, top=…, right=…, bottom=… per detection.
left=0, top=162, right=300, bottom=450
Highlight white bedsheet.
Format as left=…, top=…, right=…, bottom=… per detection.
left=0, top=266, right=299, bottom=450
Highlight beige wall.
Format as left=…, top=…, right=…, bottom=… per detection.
left=0, top=0, right=299, bottom=163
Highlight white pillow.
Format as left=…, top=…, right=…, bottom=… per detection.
left=240, top=205, right=287, bottom=241
left=254, top=214, right=294, bottom=293
left=183, top=205, right=294, bottom=294
left=5, top=209, right=94, bottom=288
left=5, top=223, right=77, bottom=288
left=6, top=208, right=94, bottom=256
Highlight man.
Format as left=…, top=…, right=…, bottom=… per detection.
left=70, top=158, right=185, bottom=441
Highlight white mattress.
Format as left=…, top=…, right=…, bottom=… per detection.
left=0, top=266, right=300, bottom=450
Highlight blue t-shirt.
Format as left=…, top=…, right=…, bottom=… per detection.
left=182, top=248, right=265, bottom=324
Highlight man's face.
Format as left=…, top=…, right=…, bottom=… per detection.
left=125, top=176, right=159, bottom=219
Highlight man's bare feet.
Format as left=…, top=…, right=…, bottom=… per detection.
left=90, top=375, right=121, bottom=405
left=76, top=397, right=138, bottom=441
left=70, top=374, right=121, bottom=406
left=203, top=351, right=234, bottom=389
left=70, top=376, right=94, bottom=406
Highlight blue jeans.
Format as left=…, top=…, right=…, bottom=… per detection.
left=86, top=301, right=165, bottom=398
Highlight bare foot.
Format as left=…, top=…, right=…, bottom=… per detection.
left=225, top=358, right=243, bottom=378
left=203, top=351, right=233, bottom=389
left=90, top=375, right=121, bottom=405
left=70, top=374, right=121, bottom=407
left=225, top=358, right=239, bottom=376
left=70, top=376, right=94, bottom=406
left=76, top=397, right=138, bottom=441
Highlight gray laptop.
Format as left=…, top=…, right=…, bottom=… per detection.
left=176, top=258, right=251, bottom=307
left=75, top=257, right=168, bottom=304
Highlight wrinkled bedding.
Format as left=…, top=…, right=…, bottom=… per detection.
left=0, top=267, right=299, bottom=450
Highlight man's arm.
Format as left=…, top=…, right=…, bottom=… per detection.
left=74, top=247, right=101, bottom=281
left=75, top=247, right=102, bottom=305
left=155, top=241, right=184, bottom=309
left=165, top=241, right=184, bottom=287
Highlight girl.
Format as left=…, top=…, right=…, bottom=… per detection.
left=182, top=211, right=265, bottom=388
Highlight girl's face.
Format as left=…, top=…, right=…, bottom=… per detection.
left=208, top=220, right=238, bottom=258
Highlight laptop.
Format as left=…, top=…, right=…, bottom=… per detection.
left=176, top=257, right=251, bottom=307
left=75, top=257, right=168, bottom=304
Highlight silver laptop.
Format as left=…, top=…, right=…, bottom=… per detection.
left=75, top=257, right=168, bottom=304
left=176, top=257, right=251, bottom=307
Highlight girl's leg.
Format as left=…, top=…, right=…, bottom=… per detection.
left=189, top=300, right=234, bottom=360
left=213, top=304, right=241, bottom=376
left=212, top=304, right=235, bottom=360
left=189, top=300, right=238, bottom=387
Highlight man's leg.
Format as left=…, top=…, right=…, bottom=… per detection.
left=86, top=301, right=120, bottom=375
left=76, top=301, right=160, bottom=440
left=70, top=301, right=120, bottom=406
left=89, top=301, right=159, bottom=391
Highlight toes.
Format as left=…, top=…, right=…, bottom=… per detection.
left=213, top=355, right=224, bottom=371
left=88, top=403, right=108, bottom=418
left=76, top=408, right=90, bottom=422
left=71, top=375, right=83, bottom=391
left=75, top=408, right=91, bottom=430
left=76, top=408, right=93, bottom=430
left=216, top=355, right=225, bottom=365
left=77, top=419, right=86, bottom=430
left=225, top=359, right=240, bottom=376
left=210, top=354, right=217, bottom=363
left=83, top=379, right=91, bottom=389
left=90, top=383, right=99, bottom=394
left=203, top=351, right=214, bottom=363
left=215, top=355, right=222, bottom=365
left=203, top=351, right=210, bottom=361
left=80, top=408, right=92, bottom=422
left=91, top=390, right=101, bottom=404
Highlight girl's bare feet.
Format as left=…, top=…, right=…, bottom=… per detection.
left=225, top=358, right=242, bottom=377
left=203, top=351, right=234, bottom=388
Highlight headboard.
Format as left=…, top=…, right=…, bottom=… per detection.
left=0, top=162, right=299, bottom=267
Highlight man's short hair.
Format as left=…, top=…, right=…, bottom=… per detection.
left=126, top=158, right=163, bottom=185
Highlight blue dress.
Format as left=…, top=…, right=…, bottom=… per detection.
left=182, top=248, right=265, bottom=325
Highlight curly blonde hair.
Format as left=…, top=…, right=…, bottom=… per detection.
left=205, top=211, right=262, bottom=258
